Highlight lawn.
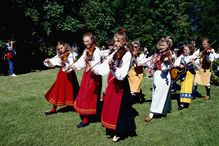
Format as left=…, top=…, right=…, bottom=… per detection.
left=0, top=68, right=219, bottom=146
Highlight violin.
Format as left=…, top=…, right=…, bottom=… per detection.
left=109, top=46, right=127, bottom=70
left=133, top=50, right=141, bottom=57
left=86, top=45, right=96, bottom=61
left=159, top=49, right=173, bottom=63
left=84, top=45, right=96, bottom=72
left=201, top=47, right=213, bottom=70
left=112, top=47, right=127, bottom=62
left=61, top=51, right=70, bottom=62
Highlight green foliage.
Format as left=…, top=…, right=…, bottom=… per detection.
left=1, top=0, right=219, bottom=62
left=0, top=40, right=5, bottom=48
left=190, top=0, right=219, bottom=40
left=211, top=59, right=219, bottom=85
left=79, top=0, right=116, bottom=44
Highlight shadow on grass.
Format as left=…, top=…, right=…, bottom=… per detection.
left=56, top=106, right=75, bottom=113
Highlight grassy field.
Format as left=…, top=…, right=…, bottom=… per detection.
left=0, top=68, right=219, bottom=146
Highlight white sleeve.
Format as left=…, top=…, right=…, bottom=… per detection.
left=100, top=49, right=110, bottom=58
left=62, top=52, right=76, bottom=72
left=43, top=54, right=61, bottom=67
left=93, top=59, right=110, bottom=76
left=208, top=49, right=216, bottom=62
left=216, top=53, right=219, bottom=59
left=111, top=51, right=132, bottom=80
left=139, top=56, right=152, bottom=67
left=72, top=50, right=86, bottom=70
left=192, top=49, right=200, bottom=59
left=136, top=54, right=145, bottom=64
left=173, top=55, right=182, bottom=67
left=90, top=47, right=101, bottom=72
left=93, top=51, right=114, bottom=76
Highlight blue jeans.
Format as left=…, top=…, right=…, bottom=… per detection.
left=8, top=59, right=14, bottom=75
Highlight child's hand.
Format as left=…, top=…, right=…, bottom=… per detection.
left=60, top=62, right=66, bottom=67
left=43, top=59, right=50, bottom=63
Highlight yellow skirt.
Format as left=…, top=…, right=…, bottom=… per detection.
left=128, top=66, right=143, bottom=93
left=180, top=71, right=195, bottom=104
left=194, top=68, right=211, bottom=86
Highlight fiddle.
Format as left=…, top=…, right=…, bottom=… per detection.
left=109, top=46, right=127, bottom=70
left=86, top=46, right=95, bottom=61
left=84, top=45, right=96, bottom=72
left=159, top=49, right=173, bottom=63
left=201, top=47, right=213, bottom=70
left=112, top=46, right=127, bottom=61
left=133, top=49, right=141, bottom=57
left=61, top=51, right=70, bottom=62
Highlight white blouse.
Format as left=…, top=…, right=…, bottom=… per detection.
left=72, top=47, right=101, bottom=72
left=132, top=53, right=145, bottom=67
left=43, top=52, right=77, bottom=72
left=94, top=50, right=132, bottom=81
left=192, top=49, right=217, bottom=69
left=174, top=54, right=195, bottom=67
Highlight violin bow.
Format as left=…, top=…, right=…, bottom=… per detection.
left=86, top=48, right=117, bottom=72
left=198, top=40, right=217, bottom=58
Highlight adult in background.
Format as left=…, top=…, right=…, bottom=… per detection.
left=3, top=37, right=17, bottom=77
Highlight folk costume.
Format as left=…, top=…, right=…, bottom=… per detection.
left=44, top=52, right=79, bottom=113
left=128, top=52, right=145, bottom=102
left=94, top=46, right=137, bottom=140
left=174, top=54, right=196, bottom=109
left=141, top=50, right=172, bottom=121
left=72, top=46, right=102, bottom=127
left=193, top=48, right=216, bottom=99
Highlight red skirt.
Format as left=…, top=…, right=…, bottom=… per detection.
left=101, top=73, right=124, bottom=130
left=73, top=70, right=101, bottom=115
left=45, top=68, right=78, bottom=106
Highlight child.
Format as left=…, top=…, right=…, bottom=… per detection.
left=43, top=41, right=79, bottom=115
left=140, top=36, right=173, bottom=122
left=69, top=32, right=102, bottom=128
left=173, top=45, right=196, bottom=109
left=128, top=40, right=145, bottom=103
left=193, top=38, right=216, bottom=100
left=94, top=29, right=137, bottom=142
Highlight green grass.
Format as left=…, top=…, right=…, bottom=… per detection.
left=0, top=68, right=219, bottom=146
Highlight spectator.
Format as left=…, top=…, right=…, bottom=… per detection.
left=3, top=36, right=17, bottom=77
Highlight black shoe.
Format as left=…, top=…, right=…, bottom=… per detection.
left=76, top=122, right=89, bottom=128
left=139, top=97, right=146, bottom=104
left=44, top=110, right=57, bottom=116
left=178, top=104, right=184, bottom=110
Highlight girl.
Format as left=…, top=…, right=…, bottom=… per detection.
left=43, top=41, right=79, bottom=115
left=140, top=36, right=173, bottom=122
left=128, top=40, right=145, bottom=103
left=70, top=32, right=102, bottom=128
left=173, top=45, right=196, bottom=109
left=193, top=38, right=216, bottom=100
left=94, top=29, right=137, bottom=142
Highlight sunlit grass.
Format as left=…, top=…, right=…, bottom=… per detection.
left=0, top=68, right=219, bottom=146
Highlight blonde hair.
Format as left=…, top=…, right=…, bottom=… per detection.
left=113, top=28, right=129, bottom=46
left=83, top=32, right=95, bottom=44
left=202, top=38, right=209, bottom=43
left=56, top=41, right=72, bottom=56
left=132, top=40, right=141, bottom=47
left=157, top=36, right=173, bottom=50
